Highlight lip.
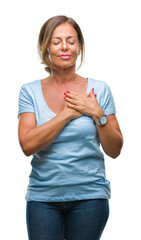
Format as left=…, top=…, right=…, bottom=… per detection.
left=60, top=54, right=71, bottom=59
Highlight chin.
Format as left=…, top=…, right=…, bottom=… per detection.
left=54, top=61, right=76, bottom=70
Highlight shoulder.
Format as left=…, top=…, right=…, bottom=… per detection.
left=21, top=79, right=40, bottom=90
left=20, top=79, right=41, bottom=95
left=87, top=77, right=109, bottom=93
left=88, top=77, right=115, bottom=105
left=88, top=77, right=106, bottom=87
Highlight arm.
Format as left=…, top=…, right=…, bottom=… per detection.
left=18, top=104, right=82, bottom=157
left=64, top=89, right=123, bottom=159
left=94, top=112, right=123, bottom=158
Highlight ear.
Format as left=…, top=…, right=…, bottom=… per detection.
left=78, top=44, right=81, bottom=55
left=40, top=43, right=43, bottom=50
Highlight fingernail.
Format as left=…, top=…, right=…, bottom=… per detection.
left=64, top=97, right=66, bottom=99
left=95, top=94, right=97, bottom=97
left=92, top=88, right=94, bottom=91
left=67, top=104, right=69, bottom=107
left=64, top=92, right=66, bottom=95
left=67, top=90, right=70, bottom=93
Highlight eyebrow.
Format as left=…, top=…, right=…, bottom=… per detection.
left=52, top=36, right=76, bottom=40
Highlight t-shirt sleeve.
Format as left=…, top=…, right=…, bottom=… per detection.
left=18, top=85, right=35, bottom=118
left=100, top=82, right=116, bottom=115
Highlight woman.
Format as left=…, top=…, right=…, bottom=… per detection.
left=18, top=15, right=123, bottom=240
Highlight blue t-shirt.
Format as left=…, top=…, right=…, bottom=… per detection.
left=18, top=78, right=116, bottom=202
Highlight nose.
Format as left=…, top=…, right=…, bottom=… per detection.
left=61, top=40, right=68, bottom=51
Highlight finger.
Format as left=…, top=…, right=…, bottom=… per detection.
left=86, top=89, right=93, bottom=98
left=66, top=90, right=78, bottom=97
left=86, top=93, right=91, bottom=97
left=66, top=103, right=81, bottom=111
left=90, top=88, right=94, bottom=95
left=66, top=90, right=77, bottom=95
left=64, top=97, right=79, bottom=105
left=90, top=88, right=95, bottom=98
left=90, top=88, right=97, bottom=98
left=64, top=92, right=78, bottom=100
left=65, top=90, right=82, bottom=99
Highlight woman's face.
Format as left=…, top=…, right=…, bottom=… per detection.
left=49, top=22, right=80, bottom=70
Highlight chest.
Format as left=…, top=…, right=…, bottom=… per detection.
left=41, top=82, right=88, bottom=114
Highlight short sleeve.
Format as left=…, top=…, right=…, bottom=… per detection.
left=100, top=82, right=116, bottom=115
left=18, top=85, right=35, bottom=118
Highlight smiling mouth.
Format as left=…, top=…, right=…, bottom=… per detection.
left=60, top=55, right=71, bottom=59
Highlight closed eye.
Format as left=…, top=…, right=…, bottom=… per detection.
left=53, top=42, right=60, bottom=45
left=68, top=42, right=75, bottom=45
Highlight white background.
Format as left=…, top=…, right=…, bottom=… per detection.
left=0, top=0, right=141, bottom=239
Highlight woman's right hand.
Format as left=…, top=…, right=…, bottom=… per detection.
left=60, top=100, right=83, bottom=120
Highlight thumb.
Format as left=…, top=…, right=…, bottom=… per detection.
left=87, top=88, right=94, bottom=97
left=86, top=92, right=91, bottom=97
left=90, top=88, right=95, bottom=98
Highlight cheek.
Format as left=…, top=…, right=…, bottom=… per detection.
left=49, top=46, right=59, bottom=56
left=72, top=46, right=79, bottom=55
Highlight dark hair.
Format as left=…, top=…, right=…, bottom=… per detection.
left=38, top=15, right=85, bottom=74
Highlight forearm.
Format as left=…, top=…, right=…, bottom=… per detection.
left=21, top=112, right=71, bottom=156
left=95, top=120, right=123, bottom=158
left=91, top=106, right=123, bottom=159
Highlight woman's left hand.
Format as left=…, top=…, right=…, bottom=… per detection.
left=64, top=88, right=104, bottom=121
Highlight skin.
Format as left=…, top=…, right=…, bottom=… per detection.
left=18, top=22, right=123, bottom=157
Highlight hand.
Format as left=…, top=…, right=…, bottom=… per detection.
left=60, top=98, right=83, bottom=120
left=64, top=89, right=104, bottom=121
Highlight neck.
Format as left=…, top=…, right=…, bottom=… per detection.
left=50, top=65, right=77, bottom=85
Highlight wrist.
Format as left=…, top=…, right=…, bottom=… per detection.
left=92, top=108, right=105, bottom=122
left=92, top=109, right=108, bottom=126
left=58, top=109, right=72, bottom=123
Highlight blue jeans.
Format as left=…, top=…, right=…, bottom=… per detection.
left=26, top=199, right=109, bottom=240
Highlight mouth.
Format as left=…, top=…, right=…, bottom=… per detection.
left=60, top=54, right=71, bottom=59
